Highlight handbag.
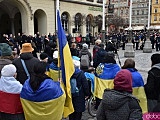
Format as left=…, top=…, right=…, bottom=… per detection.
left=21, top=59, right=30, bottom=79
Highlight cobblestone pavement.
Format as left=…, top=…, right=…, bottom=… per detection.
left=62, top=45, right=160, bottom=120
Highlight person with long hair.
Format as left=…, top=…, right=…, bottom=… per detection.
left=20, top=61, right=65, bottom=120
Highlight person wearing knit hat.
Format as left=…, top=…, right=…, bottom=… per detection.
left=0, top=64, right=24, bottom=120
left=0, top=43, right=13, bottom=77
left=145, top=53, right=160, bottom=112
left=82, top=43, right=88, bottom=49
left=114, top=69, right=132, bottom=93
left=40, top=53, right=48, bottom=63
left=0, top=43, right=12, bottom=56
left=96, top=69, right=142, bottom=120
left=12, top=43, right=39, bottom=84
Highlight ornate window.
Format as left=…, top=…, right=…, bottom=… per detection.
left=75, top=13, right=82, bottom=32
left=61, top=12, right=68, bottom=32
left=86, top=15, right=92, bottom=33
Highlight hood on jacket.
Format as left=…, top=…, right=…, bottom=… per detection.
left=20, top=52, right=34, bottom=60
left=102, top=89, right=137, bottom=110
left=152, top=63, right=160, bottom=70
left=72, top=68, right=81, bottom=78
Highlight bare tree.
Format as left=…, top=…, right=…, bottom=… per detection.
left=106, top=14, right=125, bottom=32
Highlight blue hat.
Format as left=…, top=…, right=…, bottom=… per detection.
left=72, top=56, right=80, bottom=61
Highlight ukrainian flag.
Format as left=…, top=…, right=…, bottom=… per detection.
left=47, top=62, right=61, bottom=81
left=20, top=79, right=65, bottom=120
left=57, top=10, right=75, bottom=117
left=94, top=63, right=120, bottom=99
left=127, top=68, right=148, bottom=114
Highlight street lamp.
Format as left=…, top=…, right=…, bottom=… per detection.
left=143, top=0, right=152, bottom=53
left=124, top=0, right=135, bottom=57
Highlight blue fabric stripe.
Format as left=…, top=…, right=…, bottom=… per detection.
left=49, top=62, right=59, bottom=71
left=20, top=79, right=63, bottom=102
left=57, top=10, right=67, bottom=85
left=127, top=68, right=144, bottom=87
left=96, top=63, right=120, bottom=79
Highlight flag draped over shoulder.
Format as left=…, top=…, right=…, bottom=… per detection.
left=128, top=68, right=148, bottom=114
left=94, top=63, right=120, bottom=99
left=20, top=79, right=65, bottom=120
left=57, top=10, right=75, bottom=117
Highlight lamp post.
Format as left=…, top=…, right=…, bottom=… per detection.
left=143, top=0, right=152, bottom=53
left=124, top=0, right=135, bottom=57
left=101, top=0, right=106, bottom=44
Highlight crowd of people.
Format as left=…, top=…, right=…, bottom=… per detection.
left=0, top=31, right=160, bottom=120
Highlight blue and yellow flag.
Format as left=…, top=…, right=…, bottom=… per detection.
left=94, top=63, right=120, bottom=99
left=57, top=10, right=75, bottom=118
left=47, top=62, right=61, bottom=81
left=127, top=68, right=148, bottom=114
left=20, top=79, right=65, bottom=120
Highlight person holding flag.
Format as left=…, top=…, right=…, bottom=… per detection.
left=57, top=9, right=75, bottom=118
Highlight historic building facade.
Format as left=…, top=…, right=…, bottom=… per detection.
left=0, top=0, right=103, bottom=36
left=151, top=0, right=160, bottom=29
left=132, top=0, right=149, bottom=29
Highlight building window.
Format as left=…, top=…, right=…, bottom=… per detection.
left=86, top=15, right=92, bottom=33
left=121, top=10, right=123, bottom=15
left=97, top=0, right=103, bottom=3
left=155, top=0, right=158, bottom=4
left=154, top=16, right=157, bottom=21
left=142, top=10, right=144, bottom=15
left=126, top=9, right=129, bottom=15
left=155, top=9, right=158, bottom=13
left=133, top=10, right=135, bottom=15
left=61, top=12, right=68, bottom=32
left=75, top=13, right=82, bottom=32
left=137, top=10, right=139, bottom=15
left=87, top=0, right=93, bottom=2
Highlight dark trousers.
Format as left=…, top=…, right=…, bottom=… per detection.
left=69, top=112, right=82, bottom=120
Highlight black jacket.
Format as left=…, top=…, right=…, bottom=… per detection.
left=12, top=53, right=39, bottom=84
left=71, top=68, right=90, bottom=112
left=144, top=63, right=160, bottom=100
left=96, top=89, right=142, bottom=120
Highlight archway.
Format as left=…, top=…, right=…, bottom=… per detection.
left=0, top=0, right=29, bottom=37
left=34, top=9, right=47, bottom=35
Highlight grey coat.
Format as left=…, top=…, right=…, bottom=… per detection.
left=96, top=89, right=142, bottom=120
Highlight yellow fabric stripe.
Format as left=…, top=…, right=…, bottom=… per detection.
left=133, top=87, right=148, bottom=114
left=47, top=69, right=61, bottom=82
left=94, top=77, right=114, bottom=99
left=62, top=46, right=75, bottom=117
left=20, top=94, right=65, bottom=120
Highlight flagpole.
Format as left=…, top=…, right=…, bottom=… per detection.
left=56, top=0, right=61, bottom=81
left=101, top=0, right=106, bottom=43
left=56, top=0, right=60, bottom=32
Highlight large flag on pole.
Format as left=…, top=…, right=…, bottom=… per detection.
left=57, top=10, right=75, bottom=117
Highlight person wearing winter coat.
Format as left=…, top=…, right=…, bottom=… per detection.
left=121, top=58, right=148, bottom=113
left=0, top=43, right=13, bottom=76
left=144, top=53, right=160, bottom=112
left=79, top=43, right=92, bottom=71
left=93, top=43, right=107, bottom=68
left=69, top=56, right=90, bottom=120
left=0, top=64, right=24, bottom=120
left=12, top=43, right=39, bottom=84
left=96, top=69, right=143, bottom=120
